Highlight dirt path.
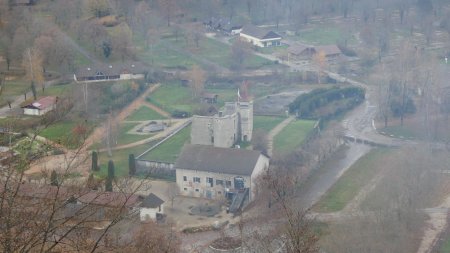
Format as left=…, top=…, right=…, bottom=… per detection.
left=26, top=84, right=162, bottom=176
left=266, top=116, right=295, bottom=156
left=83, top=83, right=161, bottom=150
left=142, top=101, right=171, bottom=118
left=417, top=196, right=450, bottom=253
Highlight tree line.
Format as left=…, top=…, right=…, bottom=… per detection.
left=289, top=86, right=365, bottom=120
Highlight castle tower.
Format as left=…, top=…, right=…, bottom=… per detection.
left=237, top=101, right=253, bottom=142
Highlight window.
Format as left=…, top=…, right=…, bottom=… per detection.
left=206, top=177, right=213, bottom=187
left=216, top=180, right=224, bottom=186
left=183, top=176, right=187, bottom=181
left=193, top=177, right=201, bottom=183
left=195, top=189, right=199, bottom=192
left=218, top=191, right=222, bottom=195
left=226, top=180, right=232, bottom=188
left=184, top=188, right=187, bottom=191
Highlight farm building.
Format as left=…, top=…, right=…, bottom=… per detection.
left=22, top=96, right=57, bottom=116
left=74, top=62, right=147, bottom=82
left=239, top=24, right=282, bottom=47
left=175, top=144, right=269, bottom=212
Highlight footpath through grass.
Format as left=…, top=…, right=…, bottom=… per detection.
left=313, top=148, right=389, bottom=213
left=273, top=119, right=316, bottom=155
left=254, top=116, right=286, bottom=133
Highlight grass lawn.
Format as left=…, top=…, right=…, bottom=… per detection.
left=439, top=237, right=450, bottom=253
left=117, top=122, right=152, bottom=146
left=39, top=120, right=89, bottom=149
left=95, top=144, right=151, bottom=178
left=139, top=42, right=197, bottom=69
left=313, top=149, right=389, bottom=213
left=168, top=37, right=273, bottom=70
left=41, top=83, right=73, bottom=97
left=126, top=106, right=167, bottom=121
left=147, top=82, right=195, bottom=113
left=254, top=116, right=286, bottom=132
left=0, top=79, right=30, bottom=106
left=273, top=119, right=316, bottom=155
left=134, top=33, right=196, bottom=69
left=380, top=125, right=418, bottom=139
left=257, top=44, right=289, bottom=55
left=140, top=125, right=191, bottom=163
left=291, top=26, right=356, bottom=45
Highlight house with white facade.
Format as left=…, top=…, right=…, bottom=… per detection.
left=239, top=24, right=282, bottom=47
left=175, top=144, right=269, bottom=210
left=22, top=96, right=57, bottom=116
left=139, top=193, right=165, bottom=222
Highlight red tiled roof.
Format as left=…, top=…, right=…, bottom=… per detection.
left=1, top=183, right=139, bottom=208
left=22, top=96, right=56, bottom=110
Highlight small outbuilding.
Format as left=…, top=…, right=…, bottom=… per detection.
left=22, top=96, right=57, bottom=116
left=287, top=43, right=316, bottom=61
left=139, top=193, right=165, bottom=222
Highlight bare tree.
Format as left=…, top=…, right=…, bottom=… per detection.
left=157, top=0, right=179, bottom=27
left=22, top=47, right=45, bottom=93
left=230, top=39, right=251, bottom=71
left=166, top=183, right=179, bottom=208
left=188, top=65, right=206, bottom=98
left=251, top=129, right=269, bottom=155
left=312, top=51, right=327, bottom=84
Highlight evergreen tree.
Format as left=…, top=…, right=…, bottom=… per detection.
left=107, top=160, right=115, bottom=179
left=105, top=177, right=113, bottom=192
left=50, top=170, right=58, bottom=186
left=128, top=154, right=136, bottom=176
left=91, top=151, right=98, bottom=171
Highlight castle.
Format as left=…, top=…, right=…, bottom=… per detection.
left=191, top=101, right=253, bottom=148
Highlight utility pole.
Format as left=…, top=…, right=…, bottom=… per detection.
left=84, top=81, right=88, bottom=112
left=106, top=112, right=112, bottom=157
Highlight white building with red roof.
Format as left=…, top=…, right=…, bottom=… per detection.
left=22, top=96, right=57, bottom=116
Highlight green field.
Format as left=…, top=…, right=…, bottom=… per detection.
left=273, top=119, right=316, bottom=155
left=147, top=83, right=195, bottom=113
left=143, top=36, right=273, bottom=70
left=38, top=121, right=81, bottom=149
left=380, top=125, right=418, bottom=139
left=0, top=80, right=31, bottom=106
left=148, top=83, right=249, bottom=114
left=126, top=106, right=167, bottom=121
left=439, top=237, right=450, bottom=253
left=140, top=125, right=191, bottom=163
left=41, top=83, right=73, bottom=97
left=291, top=26, right=356, bottom=45
left=313, top=149, right=388, bottom=213
left=253, top=116, right=286, bottom=132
